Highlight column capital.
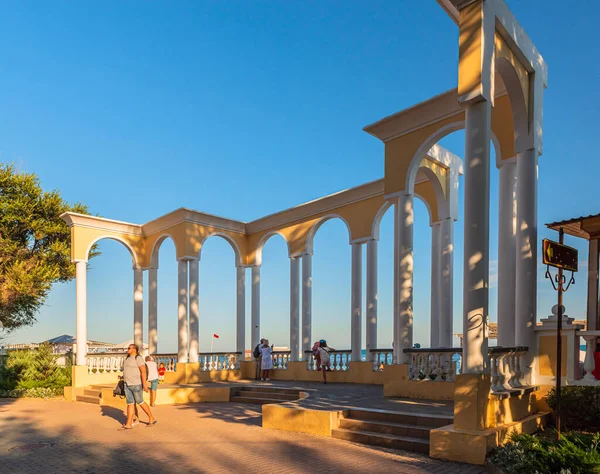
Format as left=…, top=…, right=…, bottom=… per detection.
left=177, top=256, right=199, bottom=263
left=384, top=190, right=412, bottom=202
left=350, top=237, right=370, bottom=245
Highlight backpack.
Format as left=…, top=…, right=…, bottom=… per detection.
left=113, top=378, right=126, bottom=398
left=253, top=344, right=262, bottom=359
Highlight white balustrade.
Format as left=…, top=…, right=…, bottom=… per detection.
left=405, top=349, right=462, bottom=382
left=198, top=352, right=241, bottom=371
left=371, top=349, right=393, bottom=371
left=580, top=332, right=599, bottom=382
left=487, top=347, right=529, bottom=391
left=86, top=353, right=127, bottom=373
left=272, top=351, right=291, bottom=370
left=154, top=354, right=177, bottom=372
left=304, top=350, right=352, bottom=371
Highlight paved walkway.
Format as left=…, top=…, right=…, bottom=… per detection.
left=0, top=398, right=485, bottom=474
left=159, top=380, right=455, bottom=415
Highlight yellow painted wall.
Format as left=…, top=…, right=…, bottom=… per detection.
left=494, top=32, right=530, bottom=118
left=458, top=0, right=484, bottom=100
left=71, top=226, right=144, bottom=266
left=539, top=335, right=567, bottom=377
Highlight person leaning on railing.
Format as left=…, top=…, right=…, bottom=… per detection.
left=253, top=338, right=264, bottom=380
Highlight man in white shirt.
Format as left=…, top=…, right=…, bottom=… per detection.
left=145, top=356, right=160, bottom=407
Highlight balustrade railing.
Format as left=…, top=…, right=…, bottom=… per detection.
left=403, top=348, right=462, bottom=382
left=199, top=352, right=242, bottom=371
left=86, top=352, right=127, bottom=374
left=272, top=351, right=291, bottom=369
left=153, top=354, right=177, bottom=372
left=370, top=349, right=393, bottom=371
left=577, top=330, right=600, bottom=383
left=488, top=346, right=528, bottom=391
left=303, top=350, right=352, bottom=371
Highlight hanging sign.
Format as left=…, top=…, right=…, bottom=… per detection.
left=542, top=239, right=578, bottom=272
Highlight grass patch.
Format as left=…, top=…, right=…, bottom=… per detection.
left=490, top=431, right=600, bottom=474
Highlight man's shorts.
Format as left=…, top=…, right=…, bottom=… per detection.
left=124, top=384, right=144, bottom=405
left=149, top=379, right=159, bottom=391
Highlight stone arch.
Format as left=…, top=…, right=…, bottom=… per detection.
left=406, top=124, right=502, bottom=196
left=199, top=232, right=243, bottom=267
left=149, top=234, right=178, bottom=269
left=253, top=231, right=291, bottom=267
left=305, top=214, right=352, bottom=255
left=495, top=56, right=529, bottom=152
left=85, top=235, right=139, bottom=269
left=371, top=201, right=393, bottom=241
left=417, top=167, right=447, bottom=223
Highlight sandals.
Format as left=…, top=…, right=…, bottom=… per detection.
left=147, top=420, right=158, bottom=427
left=118, top=425, right=133, bottom=431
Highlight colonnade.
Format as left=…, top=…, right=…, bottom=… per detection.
left=72, top=200, right=456, bottom=366
left=461, top=99, right=539, bottom=380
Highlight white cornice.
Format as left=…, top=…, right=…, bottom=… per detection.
left=142, top=208, right=246, bottom=236
left=60, top=212, right=143, bottom=235
left=363, top=85, right=508, bottom=144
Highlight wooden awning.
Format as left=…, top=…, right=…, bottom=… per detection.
left=546, top=213, right=600, bottom=240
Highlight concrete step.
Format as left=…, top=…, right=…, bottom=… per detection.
left=332, top=428, right=430, bottom=454
left=230, top=396, right=286, bottom=405
left=76, top=395, right=102, bottom=405
left=238, top=386, right=302, bottom=396
left=90, top=384, right=113, bottom=391
left=83, top=389, right=102, bottom=398
left=346, top=408, right=453, bottom=429
left=339, top=418, right=431, bottom=439
left=236, top=390, right=298, bottom=401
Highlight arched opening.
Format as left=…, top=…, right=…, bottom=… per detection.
left=86, top=238, right=138, bottom=346
left=257, top=233, right=290, bottom=350
left=198, top=235, right=239, bottom=352
left=373, top=196, right=433, bottom=350
left=310, top=217, right=351, bottom=351
left=152, top=237, right=178, bottom=353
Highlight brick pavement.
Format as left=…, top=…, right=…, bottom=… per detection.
left=0, top=398, right=485, bottom=474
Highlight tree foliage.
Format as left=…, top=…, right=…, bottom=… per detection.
left=0, top=163, right=97, bottom=331
left=0, top=343, right=71, bottom=391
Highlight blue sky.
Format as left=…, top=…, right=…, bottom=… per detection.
left=2, top=1, right=599, bottom=353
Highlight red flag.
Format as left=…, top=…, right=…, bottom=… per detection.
left=213, top=333, right=219, bottom=339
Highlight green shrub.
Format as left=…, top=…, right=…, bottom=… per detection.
left=0, top=343, right=72, bottom=393
left=0, top=387, right=63, bottom=398
left=547, top=386, right=600, bottom=431
left=490, top=432, right=600, bottom=474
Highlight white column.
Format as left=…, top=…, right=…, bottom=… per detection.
left=251, top=266, right=261, bottom=347
left=351, top=242, right=363, bottom=361
left=177, top=259, right=189, bottom=363
left=439, top=217, right=454, bottom=348
left=189, top=259, right=199, bottom=363
left=366, top=239, right=378, bottom=361
left=148, top=268, right=158, bottom=355
left=290, top=257, right=300, bottom=361
left=394, top=193, right=414, bottom=364
left=236, top=265, right=246, bottom=356
left=587, top=239, right=599, bottom=333
left=462, top=99, right=491, bottom=374
left=75, top=261, right=87, bottom=366
left=515, top=148, right=538, bottom=381
left=301, top=254, right=313, bottom=356
left=133, top=267, right=144, bottom=348
left=497, top=160, right=517, bottom=347
left=430, top=221, right=441, bottom=348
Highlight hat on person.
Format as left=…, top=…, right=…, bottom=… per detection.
left=319, top=339, right=326, bottom=345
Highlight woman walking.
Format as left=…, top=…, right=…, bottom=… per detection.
left=260, top=339, right=274, bottom=381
